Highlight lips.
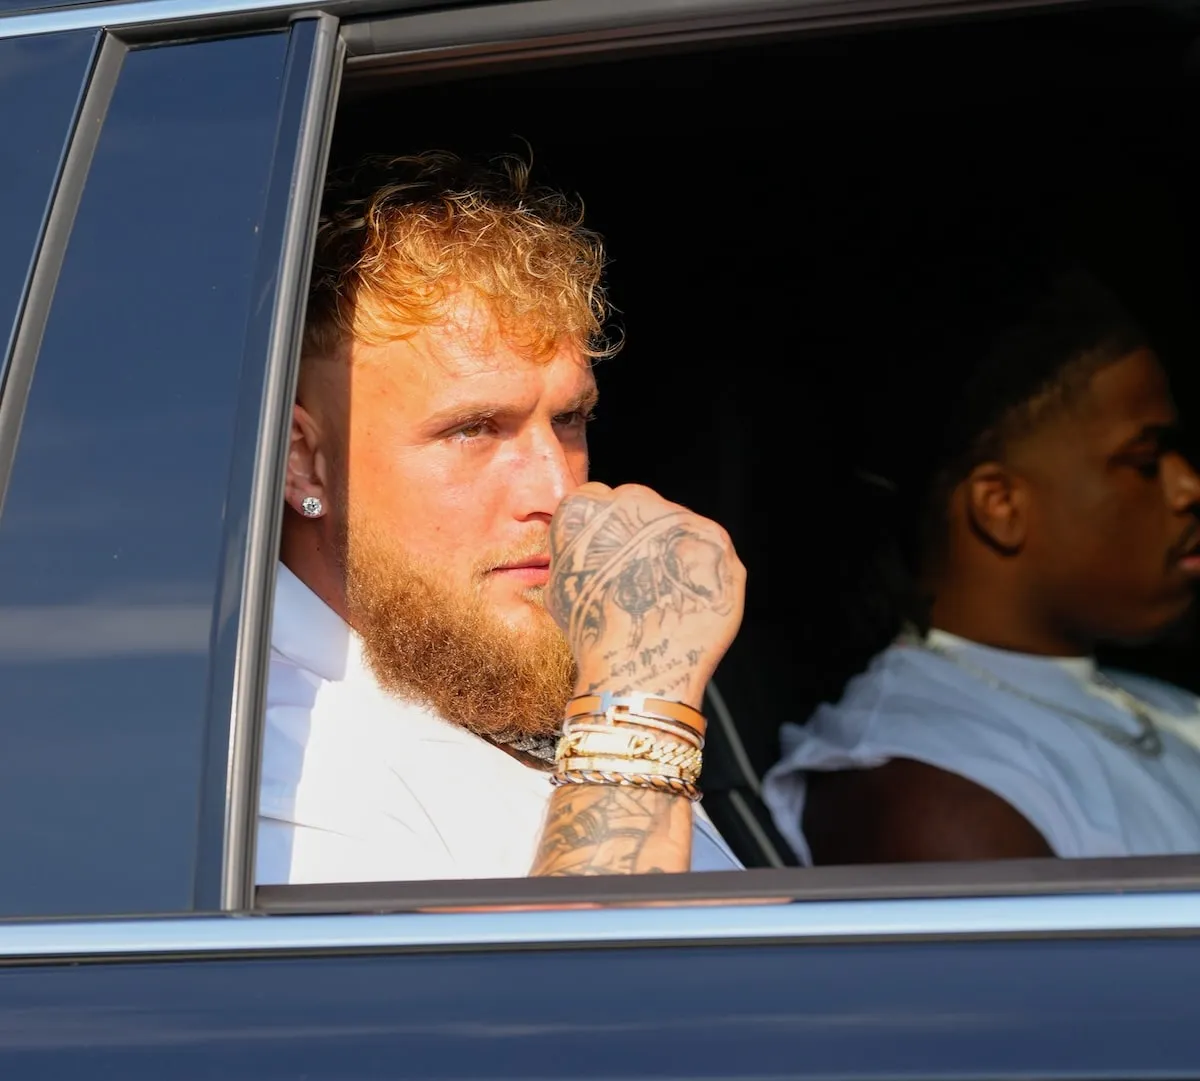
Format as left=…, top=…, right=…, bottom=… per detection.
left=492, top=557, right=550, bottom=573
left=488, top=556, right=551, bottom=586
left=1174, top=530, right=1200, bottom=575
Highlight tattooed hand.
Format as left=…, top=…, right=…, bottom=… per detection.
left=546, top=483, right=746, bottom=709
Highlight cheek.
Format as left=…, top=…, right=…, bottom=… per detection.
left=1036, top=479, right=1164, bottom=575
left=346, top=437, right=508, bottom=566
left=567, top=442, right=589, bottom=485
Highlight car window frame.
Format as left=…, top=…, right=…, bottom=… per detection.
left=237, top=0, right=1200, bottom=932
left=213, top=10, right=344, bottom=914
left=5, top=0, right=1200, bottom=949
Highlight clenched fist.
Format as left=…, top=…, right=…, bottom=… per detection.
left=546, top=482, right=746, bottom=709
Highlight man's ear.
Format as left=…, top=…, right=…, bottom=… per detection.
left=963, top=462, right=1027, bottom=553
left=284, top=403, right=330, bottom=518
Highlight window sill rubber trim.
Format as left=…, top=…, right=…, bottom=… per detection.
left=255, top=855, right=1200, bottom=913
left=4, top=888, right=1200, bottom=964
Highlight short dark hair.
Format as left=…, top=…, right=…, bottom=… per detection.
left=900, top=255, right=1149, bottom=569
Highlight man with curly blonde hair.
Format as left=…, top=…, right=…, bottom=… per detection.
left=257, top=151, right=744, bottom=883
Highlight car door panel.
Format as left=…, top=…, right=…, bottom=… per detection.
left=0, top=22, right=329, bottom=919
left=0, top=934, right=1197, bottom=1078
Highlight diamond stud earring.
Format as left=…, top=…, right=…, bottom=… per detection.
left=300, top=496, right=323, bottom=518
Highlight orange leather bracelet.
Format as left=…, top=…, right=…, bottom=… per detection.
left=564, top=691, right=706, bottom=740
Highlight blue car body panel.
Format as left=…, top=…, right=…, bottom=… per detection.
left=1, top=0, right=1199, bottom=1077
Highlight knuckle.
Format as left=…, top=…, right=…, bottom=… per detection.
left=685, top=515, right=732, bottom=547
left=613, top=482, right=659, bottom=501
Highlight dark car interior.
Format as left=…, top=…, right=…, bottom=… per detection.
left=330, top=3, right=1200, bottom=866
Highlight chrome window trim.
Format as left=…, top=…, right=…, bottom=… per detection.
left=217, top=11, right=343, bottom=914
left=0, top=0, right=1095, bottom=46
left=0, top=0, right=303, bottom=38
left=3, top=891, right=1200, bottom=962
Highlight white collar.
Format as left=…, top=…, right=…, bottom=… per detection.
left=925, top=627, right=1097, bottom=681
left=267, top=562, right=519, bottom=754
left=270, top=562, right=354, bottom=682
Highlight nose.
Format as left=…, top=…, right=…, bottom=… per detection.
left=1165, top=451, right=1200, bottom=514
left=510, top=425, right=583, bottom=523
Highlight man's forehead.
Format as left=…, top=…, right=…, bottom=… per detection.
left=1083, top=349, right=1176, bottom=428
left=1010, top=350, right=1175, bottom=466
left=363, top=289, right=560, bottom=365
left=362, top=330, right=592, bottom=385
left=350, top=304, right=595, bottom=411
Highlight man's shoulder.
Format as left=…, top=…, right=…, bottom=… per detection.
left=777, top=641, right=1054, bottom=765
left=265, top=642, right=458, bottom=744
left=826, top=640, right=1004, bottom=719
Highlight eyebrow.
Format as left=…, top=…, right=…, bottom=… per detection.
left=559, top=386, right=600, bottom=416
left=1114, top=422, right=1184, bottom=454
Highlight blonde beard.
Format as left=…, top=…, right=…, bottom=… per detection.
left=342, top=524, right=576, bottom=745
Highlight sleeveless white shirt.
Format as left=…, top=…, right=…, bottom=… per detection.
left=764, top=630, right=1200, bottom=863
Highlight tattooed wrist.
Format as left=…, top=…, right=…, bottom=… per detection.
left=531, top=784, right=692, bottom=876
left=578, top=673, right=706, bottom=708
left=578, top=642, right=708, bottom=705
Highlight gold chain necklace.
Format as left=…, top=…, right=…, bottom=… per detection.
left=910, top=635, right=1164, bottom=758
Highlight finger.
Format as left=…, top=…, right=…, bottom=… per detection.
left=608, top=482, right=688, bottom=517
left=571, top=481, right=614, bottom=501
left=550, top=485, right=614, bottom=555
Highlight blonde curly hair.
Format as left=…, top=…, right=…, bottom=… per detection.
left=303, top=150, right=615, bottom=364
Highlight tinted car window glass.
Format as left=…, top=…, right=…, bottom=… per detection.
left=0, top=31, right=98, bottom=384
left=0, top=32, right=291, bottom=918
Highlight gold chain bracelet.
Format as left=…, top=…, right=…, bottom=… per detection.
left=557, top=755, right=691, bottom=783
left=555, top=730, right=702, bottom=777
left=562, top=713, right=703, bottom=750
left=552, top=691, right=708, bottom=799
left=550, top=769, right=702, bottom=802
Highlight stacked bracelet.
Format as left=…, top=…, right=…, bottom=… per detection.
left=551, top=691, right=706, bottom=801
left=555, top=729, right=703, bottom=778
left=564, top=691, right=706, bottom=743
left=551, top=770, right=701, bottom=802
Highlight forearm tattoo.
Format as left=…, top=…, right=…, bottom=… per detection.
left=531, top=785, right=689, bottom=876
left=535, top=492, right=733, bottom=876
left=547, top=495, right=735, bottom=698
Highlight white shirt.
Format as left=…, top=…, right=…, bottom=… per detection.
left=257, top=563, right=740, bottom=883
left=763, top=629, right=1200, bottom=863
